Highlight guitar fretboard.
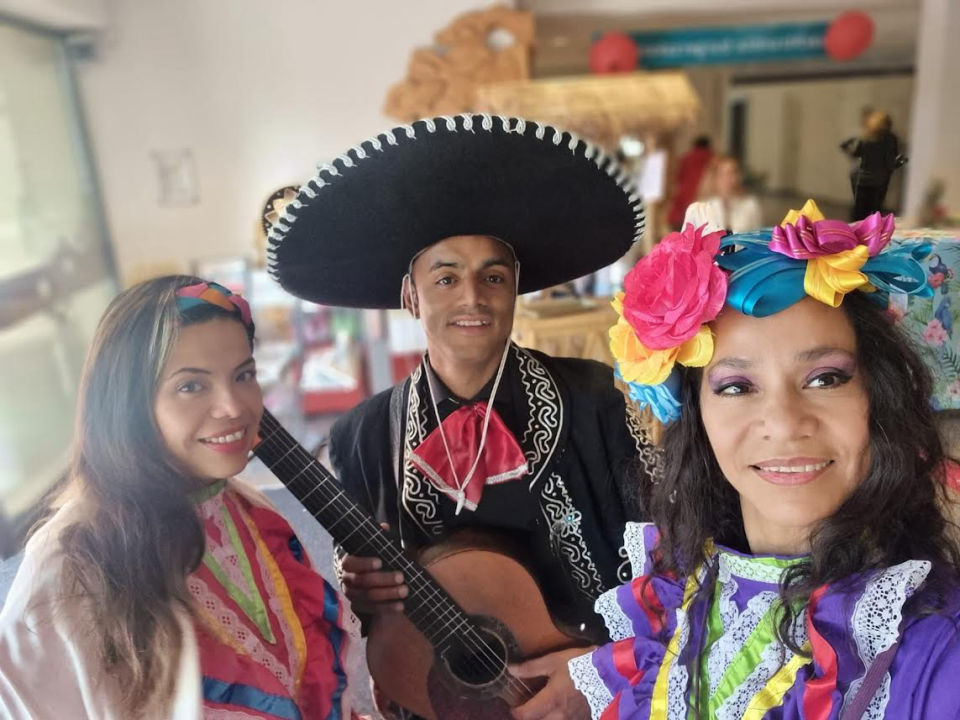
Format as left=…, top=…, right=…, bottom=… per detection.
left=254, top=409, right=474, bottom=651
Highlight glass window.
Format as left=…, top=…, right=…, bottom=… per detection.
left=0, top=21, right=117, bottom=549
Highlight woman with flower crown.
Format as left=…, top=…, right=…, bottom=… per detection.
left=0, top=276, right=358, bottom=719
left=569, top=201, right=960, bottom=718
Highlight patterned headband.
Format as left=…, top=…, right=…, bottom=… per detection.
left=610, top=200, right=933, bottom=423
left=176, top=281, right=253, bottom=329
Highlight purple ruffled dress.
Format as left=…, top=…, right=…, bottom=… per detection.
left=569, top=522, right=960, bottom=719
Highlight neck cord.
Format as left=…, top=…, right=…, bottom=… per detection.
left=422, top=340, right=512, bottom=515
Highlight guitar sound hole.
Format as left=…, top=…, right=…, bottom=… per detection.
left=441, top=625, right=508, bottom=689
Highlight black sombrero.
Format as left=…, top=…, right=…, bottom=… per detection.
left=267, top=114, right=645, bottom=308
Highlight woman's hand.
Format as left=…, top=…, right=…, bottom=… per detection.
left=509, top=646, right=595, bottom=720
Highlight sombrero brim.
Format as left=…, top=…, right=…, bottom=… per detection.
left=267, top=114, right=645, bottom=308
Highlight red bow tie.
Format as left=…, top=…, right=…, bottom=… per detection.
left=408, top=403, right=528, bottom=513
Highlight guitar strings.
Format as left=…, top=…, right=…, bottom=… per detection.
left=256, top=414, right=532, bottom=700
left=258, top=414, right=473, bottom=644
left=256, top=412, right=537, bottom=701
left=256, top=414, right=530, bottom=698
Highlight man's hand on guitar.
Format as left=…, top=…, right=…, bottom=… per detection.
left=340, top=553, right=408, bottom=615
left=509, top=646, right=595, bottom=720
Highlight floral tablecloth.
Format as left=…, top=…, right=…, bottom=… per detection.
left=890, top=229, right=960, bottom=409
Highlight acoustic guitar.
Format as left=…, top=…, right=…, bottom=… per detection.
left=254, top=409, right=586, bottom=719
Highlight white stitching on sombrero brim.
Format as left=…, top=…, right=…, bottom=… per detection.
left=265, top=114, right=646, bottom=280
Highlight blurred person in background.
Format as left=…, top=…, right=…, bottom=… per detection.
left=667, top=135, right=714, bottom=231
left=683, top=154, right=763, bottom=234
left=841, top=109, right=907, bottom=221
left=842, top=106, right=874, bottom=196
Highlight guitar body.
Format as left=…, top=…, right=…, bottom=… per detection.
left=367, top=531, right=584, bottom=719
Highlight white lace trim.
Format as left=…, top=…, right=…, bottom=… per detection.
left=595, top=585, right=633, bottom=642
left=842, top=559, right=931, bottom=715
left=622, top=521, right=653, bottom=579
left=718, top=570, right=740, bottom=630
left=706, top=580, right=779, bottom=698
left=265, top=114, right=647, bottom=279
left=248, top=522, right=302, bottom=693
left=569, top=651, right=613, bottom=720
left=194, top=495, right=301, bottom=694
left=861, top=672, right=892, bottom=720
left=852, top=560, right=930, bottom=664
left=666, top=605, right=692, bottom=719
left=716, top=609, right=806, bottom=720
left=341, top=597, right=362, bottom=638
left=718, top=551, right=788, bottom=584
left=188, top=575, right=292, bottom=690
left=197, top=493, right=249, bottom=591
left=336, top=601, right=362, bottom=720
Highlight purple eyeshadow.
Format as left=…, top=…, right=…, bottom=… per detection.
left=805, top=353, right=856, bottom=380
left=707, top=373, right=751, bottom=392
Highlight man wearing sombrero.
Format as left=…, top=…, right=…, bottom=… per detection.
left=267, top=114, right=659, bottom=718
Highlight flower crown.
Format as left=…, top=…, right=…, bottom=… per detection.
left=610, top=200, right=933, bottom=423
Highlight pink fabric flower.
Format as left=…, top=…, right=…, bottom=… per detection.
left=850, top=211, right=895, bottom=256
left=769, top=211, right=894, bottom=260
left=622, top=224, right=728, bottom=350
left=924, top=319, right=949, bottom=347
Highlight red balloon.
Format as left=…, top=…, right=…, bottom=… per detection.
left=589, top=32, right=639, bottom=74
left=824, top=11, right=874, bottom=61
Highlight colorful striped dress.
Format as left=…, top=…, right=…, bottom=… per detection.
left=569, top=522, right=960, bottom=719
left=191, top=481, right=355, bottom=720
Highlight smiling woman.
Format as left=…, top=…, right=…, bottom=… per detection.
left=154, top=318, right=262, bottom=482
left=0, top=276, right=357, bottom=719
left=569, top=202, right=960, bottom=719
left=699, top=298, right=872, bottom=555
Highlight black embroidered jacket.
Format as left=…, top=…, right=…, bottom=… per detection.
left=328, top=344, right=661, bottom=639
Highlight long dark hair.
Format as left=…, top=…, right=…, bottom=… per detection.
left=645, top=293, right=960, bottom=656
left=41, top=275, right=253, bottom=715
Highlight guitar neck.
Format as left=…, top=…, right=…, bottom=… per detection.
left=253, top=409, right=471, bottom=651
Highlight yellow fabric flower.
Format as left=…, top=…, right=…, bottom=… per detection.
left=611, top=292, right=625, bottom=316
left=609, top=318, right=678, bottom=385
left=676, top=325, right=714, bottom=367
left=803, top=245, right=870, bottom=307
left=780, top=198, right=825, bottom=227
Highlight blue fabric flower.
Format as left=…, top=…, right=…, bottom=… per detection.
left=617, top=365, right=683, bottom=424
